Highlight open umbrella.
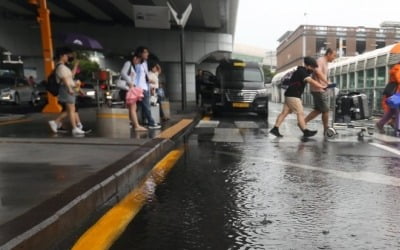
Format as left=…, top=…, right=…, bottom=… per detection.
left=56, top=32, right=103, bottom=50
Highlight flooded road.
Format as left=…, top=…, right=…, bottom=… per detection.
left=112, top=109, right=400, bottom=250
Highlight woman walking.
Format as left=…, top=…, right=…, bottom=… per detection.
left=48, top=47, right=85, bottom=136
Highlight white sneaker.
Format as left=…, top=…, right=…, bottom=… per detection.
left=148, top=124, right=161, bottom=129
left=48, top=120, right=58, bottom=133
left=77, top=123, right=83, bottom=130
left=72, top=127, right=85, bottom=136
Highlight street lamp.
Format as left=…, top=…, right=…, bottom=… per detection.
left=167, top=2, right=192, bottom=111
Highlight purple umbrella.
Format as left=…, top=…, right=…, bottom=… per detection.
left=57, top=32, right=103, bottom=50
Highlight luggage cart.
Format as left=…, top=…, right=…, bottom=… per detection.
left=325, top=85, right=374, bottom=139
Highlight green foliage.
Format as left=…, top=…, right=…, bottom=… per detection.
left=78, top=59, right=99, bottom=81
left=262, top=65, right=275, bottom=83
left=75, top=51, right=99, bottom=81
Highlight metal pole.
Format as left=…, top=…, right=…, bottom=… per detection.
left=31, top=0, right=62, bottom=113
left=180, top=26, right=187, bottom=111
left=37, top=0, right=61, bottom=112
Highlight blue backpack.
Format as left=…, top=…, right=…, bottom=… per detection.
left=387, top=93, right=400, bottom=109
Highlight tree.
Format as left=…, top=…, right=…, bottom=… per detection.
left=262, top=65, right=275, bottom=83
left=75, top=51, right=100, bottom=81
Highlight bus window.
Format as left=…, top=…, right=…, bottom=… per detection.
left=376, top=67, right=386, bottom=87
left=349, top=72, right=356, bottom=89
left=375, top=88, right=384, bottom=111
left=357, top=71, right=364, bottom=89
left=366, top=69, right=374, bottom=88
left=335, top=76, right=340, bottom=87
left=341, top=74, right=348, bottom=89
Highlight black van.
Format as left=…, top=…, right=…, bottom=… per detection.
left=212, top=59, right=268, bottom=117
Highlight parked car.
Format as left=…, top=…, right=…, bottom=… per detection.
left=212, top=59, right=269, bottom=117
left=76, top=82, right=105, bottom=105
left=0, top=76, right=38, bottom=105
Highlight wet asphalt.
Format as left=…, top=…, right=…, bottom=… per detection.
left=111, top=103, right=400, bottom=250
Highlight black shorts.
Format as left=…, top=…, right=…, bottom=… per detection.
left=59, top=102, right=79, bottom=112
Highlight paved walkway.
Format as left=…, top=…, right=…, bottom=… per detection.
left=0, top=103, right=199, bottom=250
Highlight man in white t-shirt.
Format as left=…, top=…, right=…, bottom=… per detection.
left=305, top=48, right=336, bottom=133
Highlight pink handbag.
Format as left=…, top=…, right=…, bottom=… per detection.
left=126, top=87, right=144, bottom=105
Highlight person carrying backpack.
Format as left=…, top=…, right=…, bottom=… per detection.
left=48, top=47, right=85, bottom=136
left=376, top=64, right=400, bottom=133
left=270, top=57, right=327, bottom=138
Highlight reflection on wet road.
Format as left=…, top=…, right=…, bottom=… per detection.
left=112, top=112, right=400, bottom=250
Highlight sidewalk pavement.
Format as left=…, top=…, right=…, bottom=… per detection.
left=0, top=102, right=200, bottom=250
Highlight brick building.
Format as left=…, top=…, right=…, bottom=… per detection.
left=276, top=23, right=400, bottom=72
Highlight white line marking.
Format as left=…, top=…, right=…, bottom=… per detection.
left=373, top=133, right=400, bottom=143
left=369, top=143, right=400, bottom=156
left=216, top=151, right=400, bottom=187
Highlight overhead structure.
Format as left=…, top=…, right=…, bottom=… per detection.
left=0, top=0, right=239, bottom=103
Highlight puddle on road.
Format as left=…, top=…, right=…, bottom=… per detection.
left=112, top=134, right=400, bottom=250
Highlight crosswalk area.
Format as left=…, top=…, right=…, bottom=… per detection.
left=195, top=119, right=268, bottom=143
left=195, top=116, right=400, bottom=147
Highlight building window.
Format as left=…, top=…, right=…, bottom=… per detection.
left=376, top=41, right=386, bottom=49
left=349, top=72, right=356, bottom=89
left=376, top=67, right=386, bottom=86
left=341, top=74, right=348, bottom=89
left=316, top=37, right=327, bottom=55
left=366, top=69, right=374, bottom=87
left=336, top=38, right=347, bottom=56
left=356, top=40, right=366, bottom=55
left=357, top=71, right=364, bottom=89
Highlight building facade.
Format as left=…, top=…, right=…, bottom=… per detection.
left=277, top=23, right=400, bottom=72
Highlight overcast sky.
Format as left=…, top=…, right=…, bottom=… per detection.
left=234, top=0, right=400, bottom=50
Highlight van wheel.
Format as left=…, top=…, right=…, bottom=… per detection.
left=212, top=106, right=220, bottom=117
left=258, top=110, right=268, bottom=118
left=31, top=94, right=38, bottom=107
left=258, top=102, right=269, bottom=119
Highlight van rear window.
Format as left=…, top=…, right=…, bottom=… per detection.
left=224, top=68, right=263, bottom=82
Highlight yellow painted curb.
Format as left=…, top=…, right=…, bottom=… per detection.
left=71, top=148, right=184, bottom=250
left=157, top=119, right=193, bottom=139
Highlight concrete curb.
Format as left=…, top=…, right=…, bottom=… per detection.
left=0, top=114, right=26, bottom=122
left=0, top=117, right=199, bottom=250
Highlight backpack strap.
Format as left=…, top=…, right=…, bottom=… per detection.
left=54, top=63, right=63, bottom=84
